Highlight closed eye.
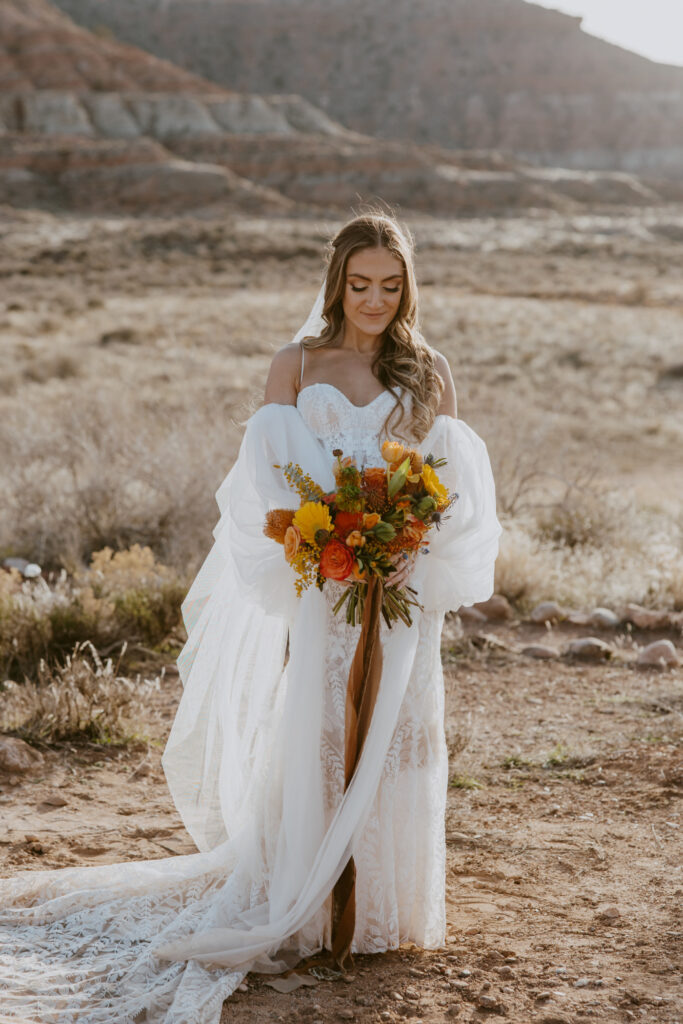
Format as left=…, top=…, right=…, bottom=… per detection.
left=350, top=285, right=400, bottom=293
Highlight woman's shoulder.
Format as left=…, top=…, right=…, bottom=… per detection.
left=263, top=342, right=302, bottom=406
left=429, top=348, right=457, bottom=418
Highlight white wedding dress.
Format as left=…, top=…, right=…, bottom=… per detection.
left=0, top=385, right=501, bottom=1024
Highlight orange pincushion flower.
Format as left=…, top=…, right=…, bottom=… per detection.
left=333, top=510, right=363, bottom=537
left=361, top=466, right=388, bottom=512
left=264, top=508, right=296, bottom=543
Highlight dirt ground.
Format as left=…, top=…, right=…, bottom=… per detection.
left=2, top=615, right=681, bottom=1024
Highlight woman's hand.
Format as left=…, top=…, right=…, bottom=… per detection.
left=385, top=550, right=417, bottom=589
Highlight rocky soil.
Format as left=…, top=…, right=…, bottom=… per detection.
left=1, top=612, right=681, bottom=1023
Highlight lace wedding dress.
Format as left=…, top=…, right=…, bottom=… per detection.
left=0, top=385, right=501, bottom=1024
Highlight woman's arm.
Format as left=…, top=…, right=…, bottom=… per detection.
left=263, top=342, right=301, bottom=406
left=433, top=351, right=458, bottom=418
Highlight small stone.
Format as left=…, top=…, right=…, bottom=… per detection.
left=408, top=967, right=425, bottom=977
left=457, top=969, right=471, bottom=978
left=392, top=991, right=404, bottom=1001
left=530, top=601, right=564, bottom=624
left=0, top=736, right=44, bottom=775
left=404, top=985, right=420, bottom=1000
left=535, top=991, right=552, bottom=1002
left=458, top=606, right=488, bottom=624
left=380, top=1014, right=393, bottom=1022
left=574, top=977, right=590, bottom=987
left=589, top=607, right=620, bottom=628
left=564, top=637, right=613, bottom=661
left=476, top=993, right=499, bottom=1009
left=597, top=905, right=621, bottom=922
left=338, top=1011, right=354, bottom=1021
left=497, top=966, right=514, bottom=978
left=236, top=983, right=247, bottom=992
left=41, top=791, right=68, bottom=807
left=624, top=604, right=670, bottom=629
left=636, top=639, right=679, bottom=668
left=521, top=644, right=557, bottom=660
left=473, top=594, right=513, bottom=620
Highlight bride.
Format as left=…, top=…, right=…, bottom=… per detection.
left=0, top=211, right=501, bottom=1023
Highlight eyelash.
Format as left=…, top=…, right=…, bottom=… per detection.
left=350, top=285, right=400, bottom=293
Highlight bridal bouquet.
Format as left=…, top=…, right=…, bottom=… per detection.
left=264, top=440, right=457, bottom=628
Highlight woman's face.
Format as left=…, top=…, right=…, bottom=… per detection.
left=341, top=246, right=404, bottom=338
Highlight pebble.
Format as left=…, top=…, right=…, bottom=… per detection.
left=530, top=601, right=564, bottom=624
left=473, top=594, right=513, bottom=620
left=41, top=791, right=68, bottom=807
left=392, top=991, right=404, bottom=1001
left=0, top=736, right=44, bottom=774
left=457, top=969, right=471, bottom=978
left=476, top=993, right=499, bottom=1010
left=597, top=905, right=621, bottom=922
left=236, top=983, right=247, bottom=992
left=379, top=1014, right=393, bottom=1022
left=624, top=604, right=671, bottom=629
left=574, top=977, right=591, bottom=987
left=338, top=1011, right=354, bottom=1021
left=535, top=991, right=552, bottom=1002
left=589, top=607, right=620, bottom=628
left=636, top=639, right=679, bottom=668
left=408, top=967, right=425, bottom=977
left=521, top=644, right=557, bottom=660
left=564, top=636, right=613, bottom=661
left=458, top=606, right=488, bottom=624
left=404, top=985, right=420, bottom=1000
left=497, top=966, right=514, bottom=978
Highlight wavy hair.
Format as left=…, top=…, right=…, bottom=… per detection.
left=301, top=210, right=443, bottom=441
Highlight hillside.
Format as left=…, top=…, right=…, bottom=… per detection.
left=51, top=0, right=683, bottom=178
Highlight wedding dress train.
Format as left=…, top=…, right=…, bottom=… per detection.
left=0, top=385, right=501, bottom=1023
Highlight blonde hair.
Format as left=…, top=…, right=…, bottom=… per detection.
left=301, top=209, right=443, bottom=441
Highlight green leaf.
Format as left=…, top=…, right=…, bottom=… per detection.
left=387, top=455, right=411, bottom=498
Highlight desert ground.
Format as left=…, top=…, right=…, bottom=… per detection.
left=1, top=202, right=682, bottom=1022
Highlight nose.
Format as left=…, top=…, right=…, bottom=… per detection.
left=364, top=285, right=384, bottom=309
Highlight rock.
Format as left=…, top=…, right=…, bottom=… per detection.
left=636, top=640, right=679, bottom=668
left=521, top=644, right=557, bottom=660
left=338, top=1011, right=354, bottom=1021
left=596, top=905, right=621, bottom=922
left=41, top=791, right=68, bottom=807
left=0, top=736, right=44, bottom=774
left=476, top=992, right=502, bottom=1010
left=236, top=983, right=248, bottom=992
left=530, top=601, right=565, bottom=624
left=2, top=556, right=41, bottom=578
left=589, top=607, right=620, bottom=628
left=564, top=637, right=613, bottom=661
left=473, top=594, right=513, bottom=620
left=623, top=604, right=671, bottom=629
left=573, top=977, right=590, bottom=987
left=458, top=606, right=488, bottom=624
left=404, top=985, right=420, bottom=1000
left=535, top=991, right=552, bottom=1002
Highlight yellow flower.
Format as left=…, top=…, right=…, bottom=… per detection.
left=420, top=463, right=448, bottom=502
left=293, top=500, right=333, bottom=545
left=362, top=512, right=381, bottom=529
left=381, top=440, right=405, bottom=464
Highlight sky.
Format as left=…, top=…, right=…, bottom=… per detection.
left=526, top=0, right=683, bottom=67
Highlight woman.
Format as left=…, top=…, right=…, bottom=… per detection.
left=0, top=212, right=501, bottom=1023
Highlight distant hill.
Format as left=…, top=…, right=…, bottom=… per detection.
left=51, top=0, right=683, bottom=178
left=2, top=0, right=679, bottom=215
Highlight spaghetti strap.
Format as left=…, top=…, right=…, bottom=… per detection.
left=299, top=341, right=305, bottom=389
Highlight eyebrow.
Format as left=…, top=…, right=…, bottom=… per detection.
left=347, top=273, right=403, bottom=281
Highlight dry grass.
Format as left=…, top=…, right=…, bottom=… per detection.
left=0, top=639, right=162, bottom=744
left=0, top=546, right=186, bottom=681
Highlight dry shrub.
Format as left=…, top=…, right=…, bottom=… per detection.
left=0, top=545, right=186, bottom=681
left=0, top=640, right=161, bottom=744
left=0, top=388, right=231, bottom=572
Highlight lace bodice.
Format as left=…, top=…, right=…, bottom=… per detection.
left=296, top=383, right=415, bottom=466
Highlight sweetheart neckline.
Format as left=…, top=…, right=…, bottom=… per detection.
left=296, top=382, right=395, bottom=410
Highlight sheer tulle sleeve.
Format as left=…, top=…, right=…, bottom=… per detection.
left=410, top=414, right=502, bottom=613
left=163, top=403, right=336, bottom=852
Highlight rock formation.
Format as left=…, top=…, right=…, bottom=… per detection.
left=51, top=0, right=683, bottom=179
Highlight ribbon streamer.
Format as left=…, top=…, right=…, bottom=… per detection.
left=331, top=574, right=385, bottom=969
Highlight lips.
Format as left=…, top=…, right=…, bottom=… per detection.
left=363, top=312, right=385, bottom=318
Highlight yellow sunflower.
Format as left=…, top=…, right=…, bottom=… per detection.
left=293, top=500, right=334, bottom=545
left=420, top=464, right=448, bottom=503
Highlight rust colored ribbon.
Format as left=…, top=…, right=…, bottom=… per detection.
left=331, top=574, right=384, bottom=971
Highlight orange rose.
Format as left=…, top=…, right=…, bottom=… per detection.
left=283, top=524, right=302, bottom=563
left=362, top=512, right=381, bottom=529
left=319, top=539, right=354, bottom=580
left=382, top=440, right=405, bottom=463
